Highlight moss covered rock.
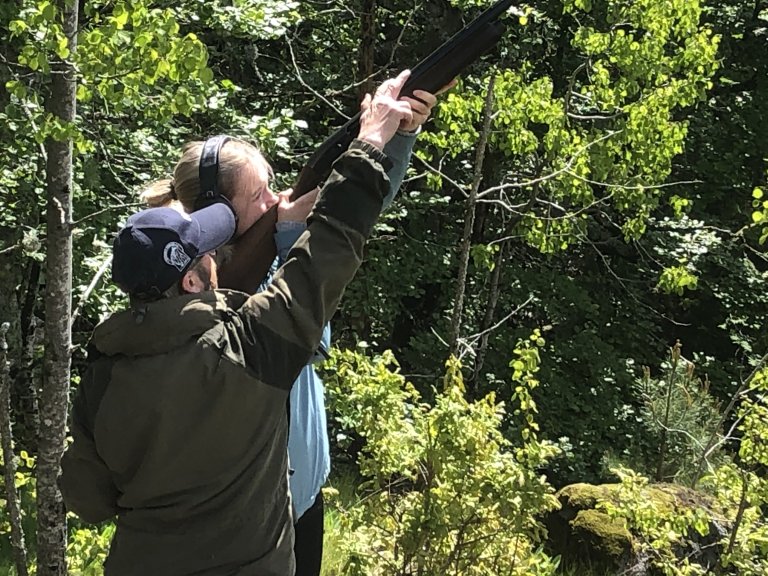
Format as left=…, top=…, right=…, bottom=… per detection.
left=545, top=483, right=633, bottom=571
left=544, top=482, right=730, bottom=575
left=571, top=509, right=633, bottom=561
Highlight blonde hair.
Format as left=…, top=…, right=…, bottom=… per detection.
left=141, top=138, right=271, bottom=213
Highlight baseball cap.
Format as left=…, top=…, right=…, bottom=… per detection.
left=112, top=203, right=236, bottom=299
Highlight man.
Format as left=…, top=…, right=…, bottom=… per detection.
left=60, top=71, right=415, bottom=575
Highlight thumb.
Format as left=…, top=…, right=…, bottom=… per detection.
left=377, top=69, right=411, bottom=99
left=360, top=93, right=372, bottom=112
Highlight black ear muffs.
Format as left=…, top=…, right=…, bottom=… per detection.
left=197, top=135, right=238, bottom=227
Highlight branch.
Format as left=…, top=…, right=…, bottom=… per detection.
left=70, top=254, right=113, bottom=330
left=691, top=352, right=768, bottom=488
left=449, top=74, right=496, bottom=354
left=477, top=130, right=623, bottom=197
left=725, top=470, right=750, bottom=558
left=578, top=231, right=691, bottom=327
left=457, top=295, right=535, bottom=361
left=411, top=153, right=471, bottom=196
left=94, top=138, right=148, bottom=205
left=565, top=170, right=703, bottom=191
left=72, top=202, right=143, bottom=226
left=285, top=33, right=347, bottom=119
left=0, top=244, right=20, bottom=256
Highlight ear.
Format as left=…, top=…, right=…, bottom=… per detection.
left=180, top=268, right=204, bottom=294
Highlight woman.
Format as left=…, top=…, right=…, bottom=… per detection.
left=142, top=75, right=446, bottom=576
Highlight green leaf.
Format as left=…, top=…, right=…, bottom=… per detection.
left=41, top=2, right=55, bottom=21
left=113, top=7, right=129, bottom=30
left=56, top=36, right=70, bottom=59
left=8, top=20, right=28, bottom=36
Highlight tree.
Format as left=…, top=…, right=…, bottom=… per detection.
left=2, top=0, right=251, bottom=569
left=37, top=0, right=78, bottom=571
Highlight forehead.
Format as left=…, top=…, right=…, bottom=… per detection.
left=252, top=154, right=271, bottom=182
left=237, top=150, right=271, bottom=187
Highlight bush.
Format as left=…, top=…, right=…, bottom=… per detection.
left=322, top=334, right=562, bottom=575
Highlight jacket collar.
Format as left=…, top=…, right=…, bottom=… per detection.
left=92, top=290, right=249, bottom=357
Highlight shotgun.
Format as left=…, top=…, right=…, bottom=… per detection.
left=219, top=0, right=516, bottom=293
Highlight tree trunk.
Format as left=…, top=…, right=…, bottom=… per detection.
left=0, top=323, right=30, bottom=576
left=448, top=74, right=495, bottom=355
left=13, top=312, right=41, bottom=453
left=358, top=0, right=376, bottom=97
left=37, top=0, right=78, bottom=573
left=472, top=236, right=506, bottom=383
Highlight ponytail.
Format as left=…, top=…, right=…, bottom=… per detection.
left=141, top=178, right=177, bottom=208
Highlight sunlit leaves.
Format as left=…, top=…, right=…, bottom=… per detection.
left=171, top=0, right=300, bottom=39
left=422, top=0, right=719, bottom=256
left=75, top=1, right=214, bottom=118
left=751, top=186, right=768, bottom=244
left=322, top=348, right=560, bottom=575
left=657, top=264, right=699, bottom=295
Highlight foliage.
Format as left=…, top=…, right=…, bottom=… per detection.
left=0, top=448, right=120, bottom=576
left=0, top=0, right=766, bottom=571
left=702, top=366, right=768, bottom=575
left=751, top=184, right=768, bottom=245
left=337, top=0, right=745, bottom=487
left=421, top=0, right=719, bottom=250
left=0, top=449, right=36, bottom=567
left=596, top=366, right=768, bottom=575
left=322, top=337, right=560, bottom=575
left=703, top=465, right=768, bottom=575
left=656, top=265, right=698, bottom=296
left=66, top=522, right=114, bottom=576
left=632, top=342, right=724, bottom=483
left=598, top=468, right=713, bottom=576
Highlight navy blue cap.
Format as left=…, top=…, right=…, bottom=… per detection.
left=112, top=203, right=236, bottom=299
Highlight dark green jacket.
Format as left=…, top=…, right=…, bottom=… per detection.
left=60, top=142, right=390, bottom=576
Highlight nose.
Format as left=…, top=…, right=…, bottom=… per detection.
left=265, top=189, right=280, bottom=208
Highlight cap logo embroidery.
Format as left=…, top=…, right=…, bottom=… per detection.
left=163, top=242, right=191, bottom=271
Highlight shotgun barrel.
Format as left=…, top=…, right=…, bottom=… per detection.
left=219, top=0, right=515, bottom=293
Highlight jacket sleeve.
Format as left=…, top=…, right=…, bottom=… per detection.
left=234, top=142, right=388, bottom=390
left=382, top=129, right=417, bottom=210
left=273, top=224, right=331, bottom=363
left=275, top=222, right=306, bottom=262
left=59, top=360, right=119, bottom=524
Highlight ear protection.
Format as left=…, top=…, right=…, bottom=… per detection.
left=197, top=135, right=239, bottom=227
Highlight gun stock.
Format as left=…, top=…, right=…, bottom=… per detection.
left=217, top=204, right=278, bottom=293
left=219, top=0, right=515, bottom=293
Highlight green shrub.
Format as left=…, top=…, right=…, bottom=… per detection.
left=323, top=334, right=561, bottom=575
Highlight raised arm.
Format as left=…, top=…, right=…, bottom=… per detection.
left=232, top=73, right=413, bottom=389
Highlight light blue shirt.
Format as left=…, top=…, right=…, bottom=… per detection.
left=264, top=130, right=418, bottom=519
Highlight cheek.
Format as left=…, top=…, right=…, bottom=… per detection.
left=231, top=190, right=264, bottom=236
left=236, top=193, right=279, bottom=235
left=209, top=261, right=219, bottom=289
left=235, top=202, right=259, bottom=236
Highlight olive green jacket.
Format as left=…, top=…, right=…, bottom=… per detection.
left=60, top=142, right=390, bottom=576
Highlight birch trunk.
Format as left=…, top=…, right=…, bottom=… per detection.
left=38, top=0, right=78, bottom=573
left=471, top=238, right=506, bottom=382
left=448, top=74, right=495, bottom=356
